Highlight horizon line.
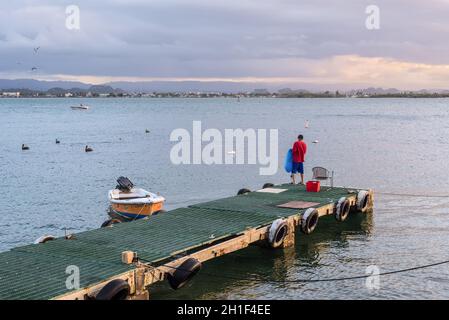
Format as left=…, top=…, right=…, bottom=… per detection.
left=1, top=77, right=449, bottom=93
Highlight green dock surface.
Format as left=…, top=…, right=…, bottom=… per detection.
left=0, top=184, right=357, bottom=300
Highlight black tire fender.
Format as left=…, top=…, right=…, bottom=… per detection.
left=356, top=190, right=370, bottom=213
left=301, top=208, right=319, bottom=234
left=335, top=197, right=350, bottom=222
left=262, top=183, right=274, bottom=189
left=34, top=235, right=56, bottom=244
left=101, top=218, right=121, bottom=228
left=168, top=258, right=202, bottom=290
left=96, top=279, right=130, bottom=300
left=237, top=188, right=251, bottom=195
left=267, top=219, right=288, bottom=248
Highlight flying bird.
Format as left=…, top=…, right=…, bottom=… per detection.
left=31, top=67, right=38, bottom=71
left=33, top=47, right=40, bottom=54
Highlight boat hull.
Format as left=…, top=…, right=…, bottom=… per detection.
left=110, top=202, right=163, bottom=220
left=70, top=106, right=89, bottom=110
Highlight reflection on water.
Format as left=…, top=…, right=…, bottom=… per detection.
left=151, top=212, right=373, bottom=299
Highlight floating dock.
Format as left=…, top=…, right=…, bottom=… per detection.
left=0, top=183, right=373, bottom=300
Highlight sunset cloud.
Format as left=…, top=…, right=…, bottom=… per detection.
left=1, top=0, right=449, bottom=89
left=4, top=55, right=446, bottom=90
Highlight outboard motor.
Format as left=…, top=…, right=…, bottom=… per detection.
left=116, top=176, right=134, bottom=192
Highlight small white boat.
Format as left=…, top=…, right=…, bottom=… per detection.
left=70, top=104, right=89, bottom=110
left=108, top=177, right=165, bottom=220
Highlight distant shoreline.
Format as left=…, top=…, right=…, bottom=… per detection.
left=2, top=95, right=449, bottom=99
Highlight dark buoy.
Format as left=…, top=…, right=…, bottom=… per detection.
left=56, top=139, right=60, bottom=144
left=85, top=145, right=93, bottom=152
left=22, top=144, right=29, bottom=150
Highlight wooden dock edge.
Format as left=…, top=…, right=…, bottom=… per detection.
left=55, top=189, right=374, bottom=300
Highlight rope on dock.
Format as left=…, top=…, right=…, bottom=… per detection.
left=141, top=258, right=449, bottom=284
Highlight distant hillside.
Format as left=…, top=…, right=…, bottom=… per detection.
left=2, top=79, right=449, bottom=96
left=104, top=81, right=267, bottom=93
left=346, top=87, right=400, bottom=95
left=88, top=85, right=124, bottom=94
left=278, top=88, right=310, bottom=94
left=0, top=79, right=269, bottom=93
left=0, top=79, right=90, bottom=91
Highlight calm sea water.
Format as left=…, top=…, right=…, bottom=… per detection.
left=2, top=97, right=449, bottom=299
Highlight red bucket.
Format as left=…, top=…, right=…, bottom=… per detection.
left=306, top=181, right=320, bottom=192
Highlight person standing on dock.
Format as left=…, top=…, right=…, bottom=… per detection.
left=291, top=134, right=307, bottom=185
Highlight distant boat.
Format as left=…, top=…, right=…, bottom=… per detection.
left=70, top=104, right=89, bottom=110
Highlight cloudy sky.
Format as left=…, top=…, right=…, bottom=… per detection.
left=1, top=0, right=449, bottom=89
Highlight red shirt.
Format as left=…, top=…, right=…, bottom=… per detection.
left=292, top=140, right=307, bottom=163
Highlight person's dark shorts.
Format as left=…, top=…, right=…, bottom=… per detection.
left=292, top=162, right=304, bottom=174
